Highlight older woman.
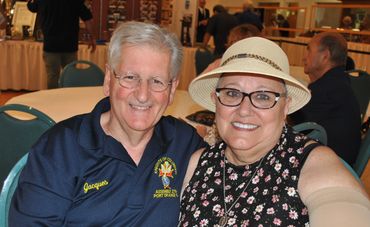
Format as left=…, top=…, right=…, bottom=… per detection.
left=179, top=37, right=370, bottom=226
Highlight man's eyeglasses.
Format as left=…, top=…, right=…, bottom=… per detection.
left=215, top=88, right=286, bottom=109
left=112, top=70, right=172, bottom=92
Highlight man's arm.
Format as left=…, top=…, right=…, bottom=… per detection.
left=84, top=19, right=96, bottom=53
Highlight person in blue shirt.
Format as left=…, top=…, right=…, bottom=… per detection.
left=9, top=21, right=205, bottom=226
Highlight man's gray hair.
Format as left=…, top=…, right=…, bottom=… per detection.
left=108, top=21, right=183, bottom=80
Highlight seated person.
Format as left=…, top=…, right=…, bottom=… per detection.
left=9, top=21, right=205, bottom=226
left=179, top=37, right=370, bottom=226
left=290, top=32, right=361, bottom=165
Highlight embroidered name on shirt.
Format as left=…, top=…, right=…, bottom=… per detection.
left=153, top=157, right=178, bottom=198
left=83, top=180, right=109, bottom=193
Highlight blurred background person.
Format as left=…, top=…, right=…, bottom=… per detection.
left=196, top=0, right=210, bottom=43
left=342, top=16, right=353, bottom=29
left=201, top=23, right=261, bottom=75
left=203, top=4, right=238, bottom=58
left=27, top=0, right=96, bottom=89
left=276, top=14, right=290, bottom=37
left=290, top=32, right=361, bottom=166
left=234, top=0, right=263, bottom=32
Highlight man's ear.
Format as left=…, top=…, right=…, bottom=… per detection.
left=103, top=64, right=111, bottom=96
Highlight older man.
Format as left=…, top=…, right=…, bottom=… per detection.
left=10, top=22, right=205, bottom=226
left=290, top=32, right=361, bottom=165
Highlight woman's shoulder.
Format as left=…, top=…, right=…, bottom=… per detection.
left=298, top=144, right=367, bottom=202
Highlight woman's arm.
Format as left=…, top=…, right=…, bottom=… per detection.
left=298, top=145, right=370, bottom=226
left=180, top=148, right=205, bottom=198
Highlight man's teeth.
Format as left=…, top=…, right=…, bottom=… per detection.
left=131, top=104, right=150, bottom=110
left=232, top=122, right=258, bottom=129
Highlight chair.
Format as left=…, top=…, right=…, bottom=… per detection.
left=58, top=60, right=105, bottom=87
left=195, top=47, right=215, bottom=75
left=353, top=130, right=370, bottom=176
left=0, top=154, right=28, bottom=227
left=340, top=157, right=361, bottom=181
left=0, top=104, right=55, bottom=190
left=292, top=121, right=328, bottom=145
left=346, top=69, right=370, bottom=122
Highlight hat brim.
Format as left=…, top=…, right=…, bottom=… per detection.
left=189, top=59, right=311, bottom=114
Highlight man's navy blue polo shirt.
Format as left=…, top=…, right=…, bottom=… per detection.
left=10, top=97, right=205, bottom=226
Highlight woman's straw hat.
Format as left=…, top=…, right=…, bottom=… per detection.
left=189, top=37, right=311, bottom=114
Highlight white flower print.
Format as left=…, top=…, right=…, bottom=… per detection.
left=289, top=156, right=296, bottom=163
left=200, top=219, right=208, bottom=226
left=255, top=204, right=264, bottom=213
left=242, top=208, right=248, bottom=214
left=214, top=171, right=220, bottom=177
left=247, top=196, right=255, bottom=204
left=264, top=174, right=271, bottom=182
left=272, top=194, right=279, bottom=203
left=202, top=200, right=209, bottom=207
left=207, top=188, right=214, bottom=194
left=287, top=187, right=296, bottom=196
left=289, top=210, right=298, bottom=219
left=262, top=189, right=268, bottom=195
left=254, top=214, right=261, bottom=221
left=228, top=218, right=236, bottom=225
left=282, top=203, right=288, bottom=210
left=214, top=178, right=221, bottom=185
left=229, top=172, right=238, bottom=180
left=206, top=167, right=213, bottom=175
left=274, top=163, right=282, bottom=171
left=252, top=175, right=260, bottom=184
left=267, top=207, right=275, bottom=214
left=225, top=194, right=233, bottom=203
left=213, top=204, right=221, bottom=212
left=241, top=191, right=248, bottom=198
left=273, top=217, right=282, bottom=225
left=193, top=209, right=200, bottom=218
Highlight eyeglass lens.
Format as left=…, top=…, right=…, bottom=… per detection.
left=216, top=88, right=281, bottom=109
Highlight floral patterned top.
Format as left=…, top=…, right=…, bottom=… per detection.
left=179, top=125, right=313, bottom=227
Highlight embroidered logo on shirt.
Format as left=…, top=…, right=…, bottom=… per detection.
left=153, top=157, right=178, bottom=198
left=83, top=180, right=109, bottom=194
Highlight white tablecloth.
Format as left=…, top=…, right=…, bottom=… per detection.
left=5, top=87, right=204, bottom=122
left=0, top=41, right=197, bottom=91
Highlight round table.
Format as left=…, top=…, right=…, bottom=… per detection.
left=6, top=87, right=204, bottom=123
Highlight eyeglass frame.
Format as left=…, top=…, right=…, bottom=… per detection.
left=215, top=87, right=286, bottom=109
left=111, top=69, right=173, bottom=92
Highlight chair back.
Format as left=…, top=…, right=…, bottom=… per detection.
left=59, top=60, right=105, bottom=87
left=292, top=121, right=328, bottom=145
left=0, top=154, right=28, bottom=227
left=195, top=47, right=215, bottom=75
left=339, top=157, right=362, bottom=182
left=0, top=104, right=55, bottom=190
left=353, top=130, right=370, bottom=176
left=346, top=69, right=370, bottom=121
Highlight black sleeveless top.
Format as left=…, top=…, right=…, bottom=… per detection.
left=179, top=125, right=318, bottom=226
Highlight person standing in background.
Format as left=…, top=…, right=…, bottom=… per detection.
left=196, top=0, right=209, bottom=43
left=203, top=4, right=238, bottom=58
left=27, top=0, right=96, bottom=89
left=235, top=0, right=263, bottom=32
left=289, top=32, right=361, bottom=166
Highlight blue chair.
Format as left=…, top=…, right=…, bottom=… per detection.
left=0, top=104, right=55, bottom=190
left=0, top=154, right=28, bottom=227
left=292, top=121, right=328, bottom=145
left=59, top=60, right=105, bottom=87
left=346, top=69, right=370, bottom=122
left=195, top=47, right=215, bottom=75
left=340, top=157, right=361, bottom=181
left=353, top=130, right=370, bottom=177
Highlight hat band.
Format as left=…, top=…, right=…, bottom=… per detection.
left=221, top=53, right=282, bottom=71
